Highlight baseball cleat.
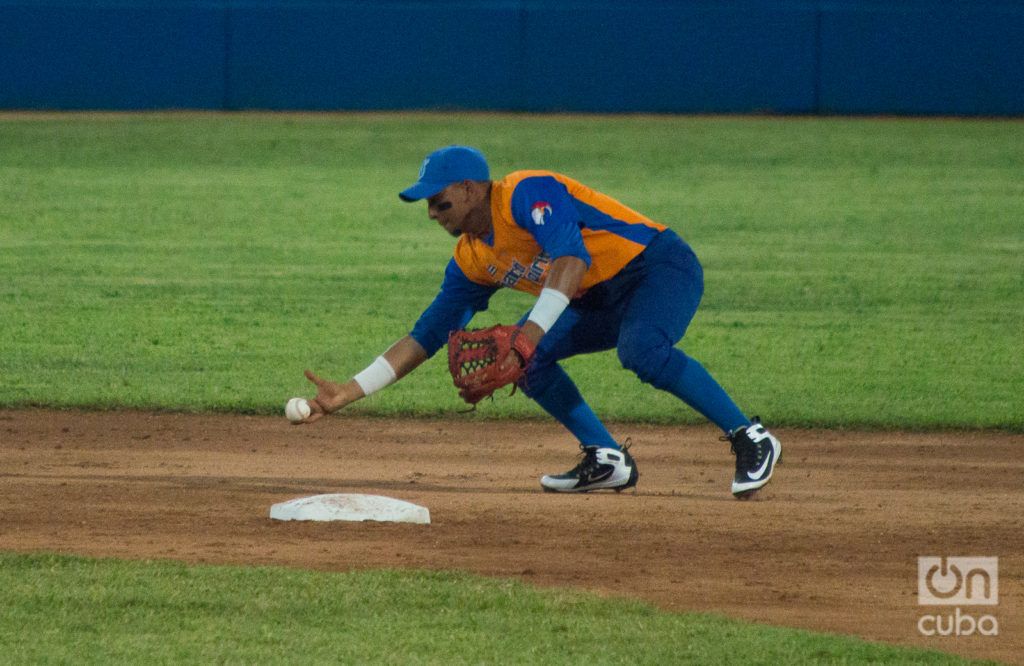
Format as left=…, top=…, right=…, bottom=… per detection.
left=540, top=444, right=639, bottom=493
left=726, top=419, right=782, bottom=499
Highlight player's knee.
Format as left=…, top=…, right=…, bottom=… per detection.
left=617, top=335, right=671, bottom=386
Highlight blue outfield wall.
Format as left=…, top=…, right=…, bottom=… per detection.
left=0, top=1, right=227, bottom=109
left=1, top=1, right=1022, bottom=115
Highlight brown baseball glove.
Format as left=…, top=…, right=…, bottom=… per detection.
left=448, top=325, right=537, bottom=405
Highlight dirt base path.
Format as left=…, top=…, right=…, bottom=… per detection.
left=1, top=410, right=1020, bottom=663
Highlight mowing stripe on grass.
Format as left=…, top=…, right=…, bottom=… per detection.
left=0, top=553, right=983, bottom=665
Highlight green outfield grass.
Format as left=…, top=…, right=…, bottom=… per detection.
left=1, top=113, right=1021, bottom=428
left=0, top=553, right=982, bottom=665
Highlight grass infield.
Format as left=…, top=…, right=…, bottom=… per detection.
left=0, top=553, right=984, bottom=665
left=1, top=113, right=1022, bottom=429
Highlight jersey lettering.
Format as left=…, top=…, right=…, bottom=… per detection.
left=500, top=260, right=527, bottom=288
left=495, top=253, right=550, bottom=289
left=525, top=253, right=550, bottom=282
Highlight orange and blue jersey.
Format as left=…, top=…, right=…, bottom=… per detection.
left=410, top=171, right=667, bottom=356
left=455, top=171, right=666, bottom=296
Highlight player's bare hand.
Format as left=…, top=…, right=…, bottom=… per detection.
left=303, top=369, right=343, bottom=422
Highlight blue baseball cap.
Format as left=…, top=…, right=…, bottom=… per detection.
left=399, top=145, right=490, bottom=202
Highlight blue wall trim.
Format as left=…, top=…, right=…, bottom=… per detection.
left=1, top=1, right=1022, bottom=115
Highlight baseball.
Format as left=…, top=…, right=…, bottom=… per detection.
left=285, top=397, right=311, bottom=423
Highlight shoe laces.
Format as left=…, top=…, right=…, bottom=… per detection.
left=733, top=439, right=759, bottom=473
left=568, top=446, right=602, bottom=476
left=571, top=439, right=633, bottom=475
left=722, top=428, right=758, bottom=473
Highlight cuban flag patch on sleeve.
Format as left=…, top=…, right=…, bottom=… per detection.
left=530, top=201, right=553, bottom=226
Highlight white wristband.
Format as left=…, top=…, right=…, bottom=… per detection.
left=353, top=356, right=397, bottom=396
left=527, top=288, right=571, bottom=333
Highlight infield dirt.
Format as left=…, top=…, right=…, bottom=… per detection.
left=1, top=409, right=1020, bottom=663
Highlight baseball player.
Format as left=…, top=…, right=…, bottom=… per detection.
left=300, top=145, right=781, bottom=498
